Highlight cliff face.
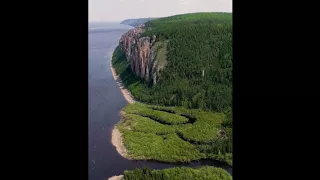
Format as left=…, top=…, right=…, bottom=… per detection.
left=119, top=24, right=160, bottom=84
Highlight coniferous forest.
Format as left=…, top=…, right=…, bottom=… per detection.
left=112, top=12, right=232, bottom=180
left=113, top=12, right=232, bottom=113
left=124, top=166, right=232, bottom=180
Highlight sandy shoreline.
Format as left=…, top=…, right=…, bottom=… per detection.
left=110, top=61, right=136, bottom=104
left=111, top=127, right=130, bottom=159
left=109, top=58, right=133, bottom=179
left=110, top=57, right=135, bottom=158
left=108, top=175, right=124, bottom=180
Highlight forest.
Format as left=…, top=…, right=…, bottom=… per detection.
left=112, top=12, right=232, bottom=112
left=123, top=166, right=232, bottom=180
left=117, top=103, right=232, bottom=166
left=112, top=12, right=233, bottom=179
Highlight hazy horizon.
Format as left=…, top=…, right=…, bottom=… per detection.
left=89, top=0, right=232, bottom=22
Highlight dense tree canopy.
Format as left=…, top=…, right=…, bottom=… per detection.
left=113, top=12, right=232, bottom=112
left=113, top=12, right=233, bottom=179
left=124, top=166, right=232, bottom=180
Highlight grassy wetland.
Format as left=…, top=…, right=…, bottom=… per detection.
left=116, top=103, right=232, bottom=166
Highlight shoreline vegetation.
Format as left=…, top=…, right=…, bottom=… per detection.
left=108, top=166, right=231, bottom=180
left=114, top=103, right=232, bottom=165
left=110, top=45, right=232, bottom=166
left=111, top=57, right=232, bottom=166
left=110, top=57, right=136, bottom=159
left=110, top=60, right=136, bottom=104
left=114, top=13, right=232, bottom=112
left=123, top=166, right=231, bottom=180
left=108, top=12, right=232, bottom=180
left=109, top=56, right=232, bottom=180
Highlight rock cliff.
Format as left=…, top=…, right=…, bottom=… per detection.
left=119, top=24, right=163, bottom=85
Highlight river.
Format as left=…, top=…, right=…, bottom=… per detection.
left=88, top=22, right=232, bottom=180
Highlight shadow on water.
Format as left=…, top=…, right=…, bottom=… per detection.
left=88, top=23, right=232, bottom=180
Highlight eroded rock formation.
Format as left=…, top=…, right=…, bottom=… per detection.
left=119, top=24, right=160, bottom=84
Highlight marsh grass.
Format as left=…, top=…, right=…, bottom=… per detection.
left=118, top=103, right=232, bottom=165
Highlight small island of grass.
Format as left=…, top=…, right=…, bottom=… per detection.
left=115, top=103, right=232, bottom=166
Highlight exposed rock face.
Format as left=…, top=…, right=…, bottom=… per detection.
left=150, top=42, right=158, bottom=84
left=119, top=24, right=159, bottom=84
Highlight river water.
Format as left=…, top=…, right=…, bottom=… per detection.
left=88, top=22, right=232, bottom=180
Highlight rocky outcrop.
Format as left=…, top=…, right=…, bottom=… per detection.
left=149, top=42, right=158, bottom=84
left=119, top=24, right=160, bottom=84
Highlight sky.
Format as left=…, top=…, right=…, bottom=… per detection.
left=89, top=0, right=232, bottom=22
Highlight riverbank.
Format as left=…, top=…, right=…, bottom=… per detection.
left=110, top=61, right=136, bottom=104
left=110, top=58, right=135, bottom=160
left=109, top=50, right=232, bottom=180
left=110, top=59, right=232, bottom=165
left=111, top=127, right=130, bottom=159
left=108, top=175, right=124, bottom=180
left=113, top=103, right=232, bottom=165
